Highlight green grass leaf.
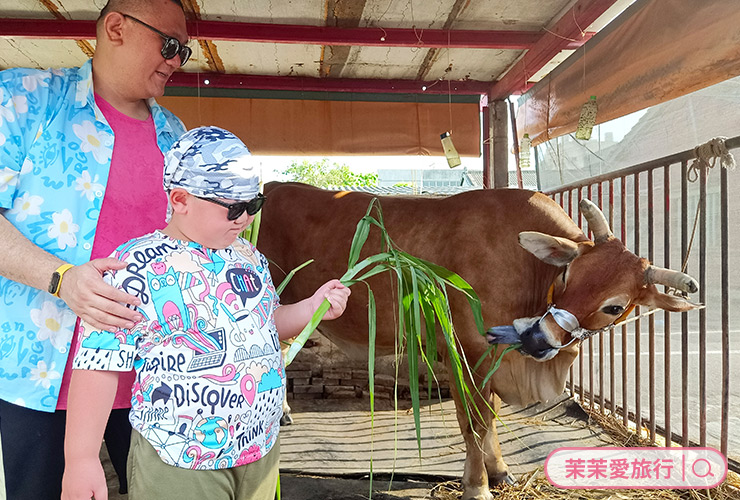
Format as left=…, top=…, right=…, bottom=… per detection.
left=276, top=259, right=314, bottom=296
left=281, top=197, right=518, bottom=496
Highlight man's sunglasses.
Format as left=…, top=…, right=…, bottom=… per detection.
left=122, top=14, right=192, bottom=67
left=198, top=193, right=267, bottom=220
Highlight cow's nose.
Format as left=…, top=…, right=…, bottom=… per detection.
left=519, top=327, right=554, bottom=359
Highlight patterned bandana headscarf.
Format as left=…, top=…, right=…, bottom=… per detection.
left=163, top=126, right=259, bottom=220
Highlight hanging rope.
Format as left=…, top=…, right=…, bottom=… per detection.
left=687, top=137, right=736, bottom=182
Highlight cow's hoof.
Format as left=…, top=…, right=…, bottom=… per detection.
left=490, top=470, right=516, bottom=485
left=280, top=414, right=294, bottom=426
left=461, top=486, right=494, bottom=500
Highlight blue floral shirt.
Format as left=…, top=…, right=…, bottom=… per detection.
left=0, top=60, right=186, bottom=411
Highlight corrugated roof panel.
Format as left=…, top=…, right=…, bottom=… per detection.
left=0, top=39, right=91, bottom=70
left=0, top=2, right=58, bottom=18
left=207, top=41, right=322, bottom=77
left=359, top=0, right=458, bottom=29
left=455, top=0, right=572, bottom=29
left=340, top=45, right=431, bottom=79
left=200, top=0, right=326, bottom=25
left=425, top=47, right=521, bottom=81
left=53, top=0, right=106, bottom=19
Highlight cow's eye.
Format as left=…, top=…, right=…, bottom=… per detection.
left=602, top=305, right=625, bottom=316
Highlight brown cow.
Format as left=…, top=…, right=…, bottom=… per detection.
left=259, top=182, right=698, bottom=500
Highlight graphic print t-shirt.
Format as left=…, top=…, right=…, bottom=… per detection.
left=73, top=231, right=284, bottom=470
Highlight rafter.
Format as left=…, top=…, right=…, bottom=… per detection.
left=179, top=0, right=224, bottom=73
left=489, top=0, right=619, bottom=99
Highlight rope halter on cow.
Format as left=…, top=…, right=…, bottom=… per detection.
left=542, top=199, right=698, bottom=350
left=542, top=281, right=635, bottom=350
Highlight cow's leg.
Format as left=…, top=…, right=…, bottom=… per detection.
left=482, top=393, right=515, bottom=485
left=449, top=371, right=494, bottom=500
left=280, top=397, right=293, bottom=426
left=280, top=340, right=293, bottom=426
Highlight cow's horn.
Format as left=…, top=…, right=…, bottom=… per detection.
left=645, top=266, right=699, bottom=294
left=579, top=199, right=613, bottom=244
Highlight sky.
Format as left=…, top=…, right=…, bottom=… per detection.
left=254, top=153, right=486, bottom=184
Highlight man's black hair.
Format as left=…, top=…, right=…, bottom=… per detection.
left=98, top=0, right=184, bottom=21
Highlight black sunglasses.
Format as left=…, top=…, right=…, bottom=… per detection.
left=198, top=193, right=267, bottom=220
left=122, top=14, right=192, bottom=67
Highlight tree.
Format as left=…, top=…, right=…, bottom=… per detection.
left=279, top=159, right=377, bottom=188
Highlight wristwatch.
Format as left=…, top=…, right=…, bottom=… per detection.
left=48, top=263, right=74, bottom=297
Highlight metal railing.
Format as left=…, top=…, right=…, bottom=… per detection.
left=543, top=135, right=738, bottom=469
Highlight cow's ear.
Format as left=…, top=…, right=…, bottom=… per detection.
left=519, top=231, right=581, bottom=266
left=638, top=286, right=701, bottom=312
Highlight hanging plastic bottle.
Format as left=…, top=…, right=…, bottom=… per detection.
left=519, top=133, right=531, bottom=169
left=575, top=96, right=598, bottom=140
left=440, top=131, right=462, bottom=168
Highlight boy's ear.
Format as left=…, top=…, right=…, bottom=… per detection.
left=168, top=189, right=191, bottom=216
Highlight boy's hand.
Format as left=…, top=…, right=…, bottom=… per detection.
left=274, top=279, right=351, bottom=339
left=61, top=457, right=108, bottom=500
left=312, top=279, right=351, bottom=320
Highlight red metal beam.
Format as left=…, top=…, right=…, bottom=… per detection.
left=0, top=18, right=95, bottom=38
left=489, top=0, right=618, bottom=99
left=0, top=17, right=588, bottom=50
left=167, top=72, right=490, bottom=95
left=188, top=21, right=542, bottom=49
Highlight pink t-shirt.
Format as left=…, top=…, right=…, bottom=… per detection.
left=56, top=94, right=168, bottom=410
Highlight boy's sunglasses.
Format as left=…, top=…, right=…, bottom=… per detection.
left=198, top=193, right=267, bottom=220
left=122, top=14, right=192, bottom=66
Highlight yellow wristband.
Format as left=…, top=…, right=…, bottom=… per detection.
left=48, top=263, right=74, bottom=297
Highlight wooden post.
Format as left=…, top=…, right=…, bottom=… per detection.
left=492, top=99, right=509, bottom=188
left=482, top=103, right=491, bottom=188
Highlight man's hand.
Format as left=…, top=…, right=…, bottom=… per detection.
left=61, top=457, right=108, bottom=500
left=58, top=258, right=143, bottom=331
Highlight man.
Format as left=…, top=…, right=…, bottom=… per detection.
left=0, top=0, right=189, bottom=498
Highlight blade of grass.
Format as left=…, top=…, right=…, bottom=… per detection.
left=276, top=259, right=314, bottom=295
left=420, top=287, right=438, bottom=401
left=285, top=299, right=331, bottom=365
left=408, top=269, right=423, bottom=458
left=239, top=210, right=261, bottom=245
left=480, top=344, right=521, bottom=387
left=348, top=213, right=372, bottom=269
left=402, top=253, right=485, bottom=336
left=367, top=284, right=376, bottom=498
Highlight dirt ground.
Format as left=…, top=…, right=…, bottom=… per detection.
left=280, top=473, right=441, bottom=500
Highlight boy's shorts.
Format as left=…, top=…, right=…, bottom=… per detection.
left=127, top=429, right=280, bottom=500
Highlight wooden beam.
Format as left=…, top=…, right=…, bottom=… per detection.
left=321, top=0, right=367, bottom=78
left=180, top=0, right=224, bottom=73
left=167, top=72, right=490, bottom=95
left=0, top=17, right=587, bottom=50
left=489, top=0, right=617, bottom=99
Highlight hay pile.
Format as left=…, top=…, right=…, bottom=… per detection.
left=430, top=406, right=740, bottom=500
left=430, top=469, right=739, bottom=500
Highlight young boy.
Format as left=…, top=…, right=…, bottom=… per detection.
left=61, top=126, right=350, bottom=500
